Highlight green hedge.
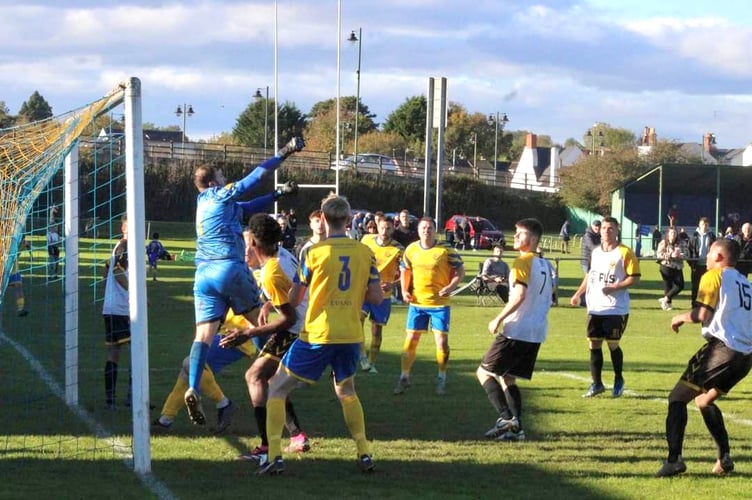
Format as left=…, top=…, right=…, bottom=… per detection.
left=70, top=158, right=566, bottom=234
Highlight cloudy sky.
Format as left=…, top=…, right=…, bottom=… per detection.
left=2, top=0, right=751, bottom=148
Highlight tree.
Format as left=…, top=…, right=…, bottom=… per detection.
left=559, top=137, right=696, bottom=214
left=0, top=101, right=14, bottom=129
left=580, top=123, right=636, bottom=153
left=355, top=131, right=406, bottom=158
left=207, top=131, right=236, bottom=145
left=304, top=96, right=376, bottom=153
left=233, top=99, right=305, bottom=149
left=383, top=95, right=426, bottom=145
left=17, top=91, right=53, bottom=124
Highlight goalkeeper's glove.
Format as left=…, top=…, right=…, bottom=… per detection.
left=274, top=180, right=299, bottom=199
left=277, top=136, right=305, bottom=159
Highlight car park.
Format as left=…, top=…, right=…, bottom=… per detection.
left=444, top=215, right=505, bottom=249
left=330, top=153, right=398, bottom=174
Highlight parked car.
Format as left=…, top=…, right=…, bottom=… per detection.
left=444, top=215, right=505, bottom=249
left=330, top=153, right=398, bottom=174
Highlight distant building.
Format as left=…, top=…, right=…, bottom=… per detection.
left=638, top=126, right=752, bottom=166
left=98, top=125, right=184, bottom=143
left=508, top=133, right=580, bottom=193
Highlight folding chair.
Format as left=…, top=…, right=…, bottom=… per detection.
left=475, top=262, right=504, bottom=306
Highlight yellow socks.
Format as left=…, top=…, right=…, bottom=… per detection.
left=341, top=394, right=370, bottom=456
left=265, top=397, right=286, bottom=459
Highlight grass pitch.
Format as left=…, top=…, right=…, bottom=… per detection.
left=2, top=235, right=751, bottom=499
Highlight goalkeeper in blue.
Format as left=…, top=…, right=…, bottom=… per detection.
left=184, top=137, right=304, bottom=425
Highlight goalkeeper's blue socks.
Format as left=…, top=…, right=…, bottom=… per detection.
left=188, top=341, right=210, bottom=391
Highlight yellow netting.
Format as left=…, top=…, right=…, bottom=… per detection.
left=0, top=84, right=125, bottom=298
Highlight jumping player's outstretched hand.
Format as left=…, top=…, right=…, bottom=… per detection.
left=274, top=180, right=299, bottom=199
left=278, top=137, right=305, bottom=159
left=219, top=328, right=250, bottom=348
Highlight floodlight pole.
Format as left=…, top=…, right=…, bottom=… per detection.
left=348, top=28, right=362, bottom=158
left=175, top=104, right=194, bottom=144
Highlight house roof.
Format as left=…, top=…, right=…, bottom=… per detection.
left=533, top=147, right=551, bottom=179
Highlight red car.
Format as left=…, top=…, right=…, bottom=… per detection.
left=444, top=215, right=505, bottom=250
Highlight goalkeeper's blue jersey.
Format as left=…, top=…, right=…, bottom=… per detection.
left=195, top=184, right=246, bottom=263
left=194, top=156, right=283, bottom=263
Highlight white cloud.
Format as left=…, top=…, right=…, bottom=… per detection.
left=1, top=0, right=751, bottom=149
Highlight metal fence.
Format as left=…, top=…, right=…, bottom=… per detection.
left=80, top=136, right=561, bottom=189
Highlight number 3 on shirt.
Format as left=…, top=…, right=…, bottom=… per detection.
left=338, top=256, right=351, bottom=291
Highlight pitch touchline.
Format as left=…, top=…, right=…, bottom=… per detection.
left=0, top=331, right=177, bottom=500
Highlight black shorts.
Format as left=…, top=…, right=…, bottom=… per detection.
left=104, top=314, right=131, bottom=346
left=479, top=336, right=541, bottom=380
left=587, top=314, right=628, bottom=341
left=680, top=337, right=752, bottom=395
left=259, top=330, right=298, bottom=362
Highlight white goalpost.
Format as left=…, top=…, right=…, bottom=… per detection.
left=1, top=77, right=152, bottom=473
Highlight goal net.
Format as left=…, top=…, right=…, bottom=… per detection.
left=0, top=78, right=152, bottom=473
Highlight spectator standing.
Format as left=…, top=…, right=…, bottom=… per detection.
left=668, top=204, right=678, bottom=227
left=288, top=208, right=298, bottom=235
left=453, top=216, right=466, bottom=250
left=277, top=215, right=296, bottom=251
left=677, top=227, right=690, bottom=245
left=393, top=209, right=418, bottom=248
left=734, top=222, right=752, bottom=277
left=559, top=220, right=571, bottom=254
left=688, top=217, right=716, bottom=305
left=656, top=227, right=687, bottom=311
left=47, top=224, right=61, bottom=279
left=363, top=220, right=377, bottom=236
left=392, top=209, right=419, bottom=304
left=652, top=225, right=662, bottom=256
left=472, top=216, right=483, bottom=251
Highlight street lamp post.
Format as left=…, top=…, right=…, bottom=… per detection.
left=347, top=28, right=362, bottom=158
left=471, top=132, right=478, bottom=178
left=488, top=112, right=509, bottom=172
left=254, top=87, right=270, bottom=154
left=175, top=104, right=195, bottom=144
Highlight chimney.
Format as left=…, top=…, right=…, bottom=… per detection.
left=640, top=127, right=649, bottom=146
left=525, top=133, right=537, bottom=149
left=648, top=127, right=657, bottom=146
left=703, top=132, right=716, bottom=152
